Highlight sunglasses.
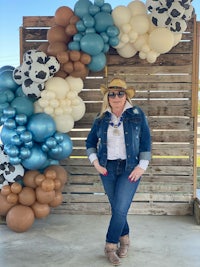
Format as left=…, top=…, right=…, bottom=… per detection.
left=108, top=91, right=126, bottom=99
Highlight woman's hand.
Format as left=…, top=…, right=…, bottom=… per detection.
left=93, top=159, right=108, bottom=176
left=128, top=166, right=145, bottom=182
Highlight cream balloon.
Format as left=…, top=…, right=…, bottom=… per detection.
left=121, top=23, right=132, bottom=33
left=129, top=30, right=138, bottom=43
left=45, top=77, right=70, bottom=99
left=117, top=43, right=137, bottom=58
left=71, top=99, right=86, bottom=122
left=34, top=102, right=43, bottom=113
left=148, top=28, right=174, bottom=54
left=53, top=114, right=74, bottom=133
left=65, top=76, right=84, bottom=93
left=133, top=34, right=148, bottom=51
left=139, top=51, right=147, bottom=60
left=146, top=50, right=159, bottom=63
left=127, top=0, right=146, bottom=16
left=173, top=33, right=182, bottom=47
left=130, top=14, right=150, bottom=35
left=112, top=6, right=132, bottom=27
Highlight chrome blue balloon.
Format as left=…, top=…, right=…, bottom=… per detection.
left=6, top=145, right=19, bottom=157
left=27, top=113, right=56, bottom=142
left=48, top=133, right=73, bottom=160
left=54, top=132, right=64, bottom=143
left=0, top=126, right=16, bottom=145
left=15, top=114, right=28, bottom=126
left=20, top=131, right=32, bottom=143
left=11, top=134, right=22, bottom=146
left=3, top=107, right=16, bottom=118
left=45, top=137, right=57, bottom=149
left=4, top=119, right=16, bottom=129
left=19, top=147, right=31, bottom=159
left=0, top=65, right=15, bottom=74
left=9, top=156, right=21, bottom=165
left=11, top=96, right=34, bottom=117
left=42, top=144, right=49, bottom=152
left=24, top=141, right=33, bottom=148
left=22, top=144, right=47, bottom=170
left=16, top=126, right=26, bottom=134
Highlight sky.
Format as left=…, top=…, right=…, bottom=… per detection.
left=0, top=0, right=200, bottom=68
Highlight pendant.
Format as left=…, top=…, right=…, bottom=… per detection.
left=113, top=128, right=120, bottom=136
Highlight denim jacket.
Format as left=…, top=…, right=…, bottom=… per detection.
left=86, top=105, right=151, bottom=171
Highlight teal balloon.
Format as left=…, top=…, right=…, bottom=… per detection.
left=68, top=41, right=80, bottom=51
left=19, top=147, right=31, bottom=159
left=82, top=14, right=95, bottom=27
left=27, top=113, right=56, bottom=142
left=94, top=0, right=104, bottom=7
left=73, top=33, right=83, bottom=42
left=109, top=36, right=120, bottom=47
left=20, top=131, right=32, bottom=143
left=0, top=65, right=14, bottom=74
left=107, top=26, right=119, bottom=37
left=101, top=3, right=112, bottom=13
left=100, top=32, right=109, bottom=43
left=88, top=52, right=106, bottom=72
left=89, top=4, right=100, bottom=16
left=0, top=90, right=15, bottom=104
left=4, top=119, right=16, bottom=129
left=22, top=144, right=47, bottom=170
left=85, top=27, right=96, bottom=34
left=76, top=20, right=86, bottom=32
left=15, top=114, right=27, bottom=126
left=11, top=96, right=34, bottom=117
left=103, top=43, right=110, bottom=53
left=0, top=70, right=19, bottom=92
left=74, top=0, right=92, bottom=18
left=94, top=12, right=114, bottom=33
left=48, top=133, right=73, bottom=160
left=15, top=86, right=26, bottom=97
left=80, top=33, right=104, bottom=56
left=5, top=144, right=19, bottom=157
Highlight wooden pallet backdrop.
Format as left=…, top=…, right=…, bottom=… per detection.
left=20, top=15, right=200, bottom=215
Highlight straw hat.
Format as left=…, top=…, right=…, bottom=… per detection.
left=100, top=78, right=135, bottom=99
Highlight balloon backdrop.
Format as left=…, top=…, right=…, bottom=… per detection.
left=0, top=0, right=195, bottom=232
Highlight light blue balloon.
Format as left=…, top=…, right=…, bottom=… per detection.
left=3, top=107, right=16, bottom=118
left=9, top=156, right=21, bottom=165
left=19, top=147, right=31, bottom=159
left=68, top=41, right=80, bottom=51
left=82, top=14, right=95, bottom=27
left=80, top=33, right=104, bottom=56
left=74, top=0, right=92, bottom=18
left=0, top=70, right=19, bottom=92
left=48, top=133, right=73, bottom=160
left=88, top=52, right=106, bottom=72
left=85, top=27, right=96, bottom=34
left=0, top=65, right=15, bottom=75
left=4, top=119, right=16, bottom=129
left=11, top=96, right=34, bottom=117
left=27, top=113, right=56, bottom=143
left=45, top=137, right=57, bottom=149
left=5, top=144, right=19, bottom=157
left=22, top=144, right=47, bottom=170
left=11, top=135, right=22, bottom=146
left=54, top=132, right=64, bottom=143
left=16, top=126, right=26, bottom=135
left=94, top=12, right=114, bottom=33
left=20, top=131, right=32, bottom=143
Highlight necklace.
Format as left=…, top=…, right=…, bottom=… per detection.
left=109, top=116, right=123, bottom=136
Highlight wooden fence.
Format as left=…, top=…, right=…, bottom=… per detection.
left=20, top=15, right=200, bottom=215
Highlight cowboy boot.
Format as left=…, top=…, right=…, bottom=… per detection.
left=105, top=242, right=121, bottom=266
left=117, top=235, right=130, bottom=258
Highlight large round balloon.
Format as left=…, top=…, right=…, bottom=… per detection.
left=0, top=69, right=19, bottom=92
left=87, top=52, right=106, bottom=72
left=21, top=144, right=47, bottom=170
left=6, top=204, right=35, bottom=233
left=11, top=96, right=34, bottom=117
left=27, top=113, right=56, bottom=142
left=80, top=33, right=104, bottom=56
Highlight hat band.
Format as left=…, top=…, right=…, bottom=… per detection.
left=108, top=86, right=126, bottom=90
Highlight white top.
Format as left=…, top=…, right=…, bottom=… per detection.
left=88, top=101, right=149, bottom=170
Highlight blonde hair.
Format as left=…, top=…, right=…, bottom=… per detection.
left=98, top=91, right=132, bottom=118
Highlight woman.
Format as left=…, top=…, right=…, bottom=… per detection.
left=86, top=77, right=151, bottom=266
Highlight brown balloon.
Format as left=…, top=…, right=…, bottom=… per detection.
left=36, top=187, right=55, bottom=204
left=63, top=61, right=74, bottom=73
left=80, top=53, right=91, bottom=64
left=54, top=69, right=68, bottom=78
left=37, top=42, right=49, bottom=54
left=69, top=15, right=80, bottom=25
left=47, top=25, right=70, bottom=44
left=65, top=24, right=77, bottom=36
left=18, top=187, right=36, bottom=206
left=10, top=182, right=22, bottom=194
left=56, top=51, right=69, bottom=64
left=44, top=165, right=68, bottom=187
left=69, top=50, right=81, bottom=62
left=1, top=185, right=11, bottom=196
left=44, top=169, right=57, bottom=180
left=54, top=178, right=62, bottom=191
left=47, top=41, right=67, bottom=57
left=55, top=6, right=74, bottom=27
left=0, top=194, right=16, bottom=216
left=6, top=205, right=35, bottom=233
left=31, top=201, right=50, bottom=219
left=23, top=170, right=39, bottom=189
left=35, top=174, right=46, bottom=186
left=49, top=191, right=63, bottom=207
left=7, top=193, right=18, bottom=205
left=41, top=178, right=55, bottom=192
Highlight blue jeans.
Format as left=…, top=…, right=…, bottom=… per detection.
left=100, top=159, right=140, bottom=244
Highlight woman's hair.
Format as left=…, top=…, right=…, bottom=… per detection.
left=97, top=91, right=132, bottom=118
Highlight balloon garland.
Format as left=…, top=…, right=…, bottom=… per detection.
left=0, top=0, right=195, bottom=232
